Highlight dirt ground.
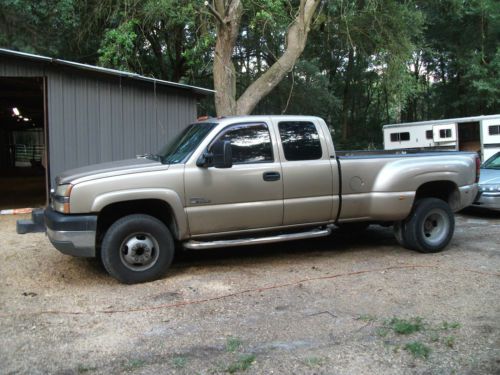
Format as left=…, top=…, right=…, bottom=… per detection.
left=1, top=209, right=499, bottom=375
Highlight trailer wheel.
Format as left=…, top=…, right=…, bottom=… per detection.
left=402, top=198, right=455, bottom=253
left=101, top=214, right=174, bottom=284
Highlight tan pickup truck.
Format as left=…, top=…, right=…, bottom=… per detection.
left=38, top=115, right=479, bottom=283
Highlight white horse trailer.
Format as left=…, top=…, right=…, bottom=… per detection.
left=383, top=114, right=500, bottom=161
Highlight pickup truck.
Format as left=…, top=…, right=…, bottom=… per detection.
left=40, top=115, right=479, bottom=284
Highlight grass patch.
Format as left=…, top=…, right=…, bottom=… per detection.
left=172, top=356, right=187, bottom=368
left=77, top=365, right=97, bottom=373
left=226, top=337, right=243, bottom=353
left=429, top=331, right=440, bottom=342
left=444, top=336, right=455, bottom=348
left=387, top=317, right=424, bottom=335
left=404, top=341, right=431, bottom=359
left=357, top=314, right=377, bottom=322
left=441, top=321, right=461, bottom=330
left=226, top=354, right=256, bottom=373
left=303, top=356, right=325, bottom=368
left=124, top=359, right=146, bottom=370
left=376, top=327, right=390, bottom=337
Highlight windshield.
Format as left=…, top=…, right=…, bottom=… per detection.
left=157, top=122, right=217, bottom=164
left=482, top=152, right=500, bottom=170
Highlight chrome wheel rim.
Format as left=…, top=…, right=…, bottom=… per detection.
left=119, top=232, right=160, bottom=271
left=420, top=208, right=449, bottom=246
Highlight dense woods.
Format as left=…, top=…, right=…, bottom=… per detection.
left=1, top=0, right=498, bottom=148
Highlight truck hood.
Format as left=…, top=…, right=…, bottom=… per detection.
left=57, top=157, right=168, bottom=185
left=479, top=168, right=500, bottom=185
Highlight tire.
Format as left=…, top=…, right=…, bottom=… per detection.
left=101, top=214, right=174, bottom=284
left=402, top=198, right=455, bottom=253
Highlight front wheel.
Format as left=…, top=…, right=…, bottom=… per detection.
left=399, top=198, right=455, bottom=253
left=101, top=214, right=174, bottom=284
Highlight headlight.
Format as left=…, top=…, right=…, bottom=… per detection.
left=55, top=184, right=73, bottom=197
left=479, top=184, right=500, bottom=193
left=52, top=184, right=73, bottom=213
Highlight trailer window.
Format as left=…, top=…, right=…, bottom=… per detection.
left=439, top=129, right=452, bottom=138
left=489, top=125, right=500, bottom=135
left=426, top=130, right=433, bottom=139
left=390, top=132, right=410, bottom=142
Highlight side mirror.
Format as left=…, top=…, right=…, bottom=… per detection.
left=212, top=140, right=232, bottom=168
left=196, top=140, right=232, bottom=168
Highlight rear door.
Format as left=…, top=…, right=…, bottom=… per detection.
left=272, top=118, right=335, bottom=225
left=184, top=121, right=284, bottom=236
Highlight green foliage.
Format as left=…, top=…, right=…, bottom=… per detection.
left=404, top=341, right=431, bottom=359
left=444, top=335, right=455, bottom=348
left=98, top=19, right=138, bottom=71
left=303, top=356, right=326, bottom=368
left=440, top=321, right=461, bottom=331
left=123, top=358, right=146, bottom=370
left=172, top=356, right=187, bottom=368
left=226, top=354, right=256, bottom=373
left=386, top=317, right=424, bottom=335
left=226, top=337, right=243, bottom=353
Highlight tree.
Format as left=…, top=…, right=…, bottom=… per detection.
left=207, top=0, right=321, bottom=116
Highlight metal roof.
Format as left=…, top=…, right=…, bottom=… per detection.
left=383, top=114, right=500, bottom=129
left=0, top=48, right=214, bottom=96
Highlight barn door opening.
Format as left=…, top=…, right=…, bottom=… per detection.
left=0, top=77, right=47, bottom=210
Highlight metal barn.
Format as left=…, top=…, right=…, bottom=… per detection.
left=0, top=49, right=213, bottom=209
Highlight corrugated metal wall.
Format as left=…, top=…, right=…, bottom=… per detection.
left=0, top=56, right=198, bottom=186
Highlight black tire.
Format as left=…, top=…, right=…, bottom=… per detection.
left=101, top=214, right=174, bottom=284
left=402, top=198, right=455, bottom=253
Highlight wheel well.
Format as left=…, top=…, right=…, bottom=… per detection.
left=96, top=199, right=178, bottom=250
left=415, top=181, right=460, bottom=210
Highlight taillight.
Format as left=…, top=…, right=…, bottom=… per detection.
left=475, top=156, right=481, bottom=183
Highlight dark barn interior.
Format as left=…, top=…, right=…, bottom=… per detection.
left=0, top=77, right=47, bottom=209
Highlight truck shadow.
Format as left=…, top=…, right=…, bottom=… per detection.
left=170, top=225, right=400, bottom=272
left=459, top=207, right=500, bottom=219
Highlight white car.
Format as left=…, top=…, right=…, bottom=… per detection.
left=473, top=152, right=500, bottom=211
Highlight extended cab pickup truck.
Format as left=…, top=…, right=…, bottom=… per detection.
left=41, top=116, right=479, bottom=283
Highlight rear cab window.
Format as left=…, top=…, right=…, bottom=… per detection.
left=278, top=121, right=323, bottom=161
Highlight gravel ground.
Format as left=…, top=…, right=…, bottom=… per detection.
left=0, top=209, right=499, bottom=375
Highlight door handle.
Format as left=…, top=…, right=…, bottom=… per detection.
left=263, top=171, right=281, bottom=181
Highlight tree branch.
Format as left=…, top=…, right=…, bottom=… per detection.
left=205, top=1, right=225, bottom=25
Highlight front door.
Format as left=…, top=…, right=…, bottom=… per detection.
left=184, top=122, right=283, bottom=236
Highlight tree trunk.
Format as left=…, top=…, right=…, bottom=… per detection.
left=212, top=0, right=243, bottom=116
left=341, top=48, right=354, bottom=143
left=210, top=0, right=321, bottom=116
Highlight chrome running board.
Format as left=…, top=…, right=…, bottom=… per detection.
left=183, top=227, right=332, bottom=250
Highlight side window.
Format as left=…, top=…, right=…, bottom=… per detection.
left=489, top=125, right=500, bottom=135
left=217, top=123, right=273, bottom=164
left=390, top=132, right=410, bottom=142
left=440, top=129, right=452, bottom=138
left=278, top=121, right=322, bottom=161
left=426, top=130, right=433, bottom=139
